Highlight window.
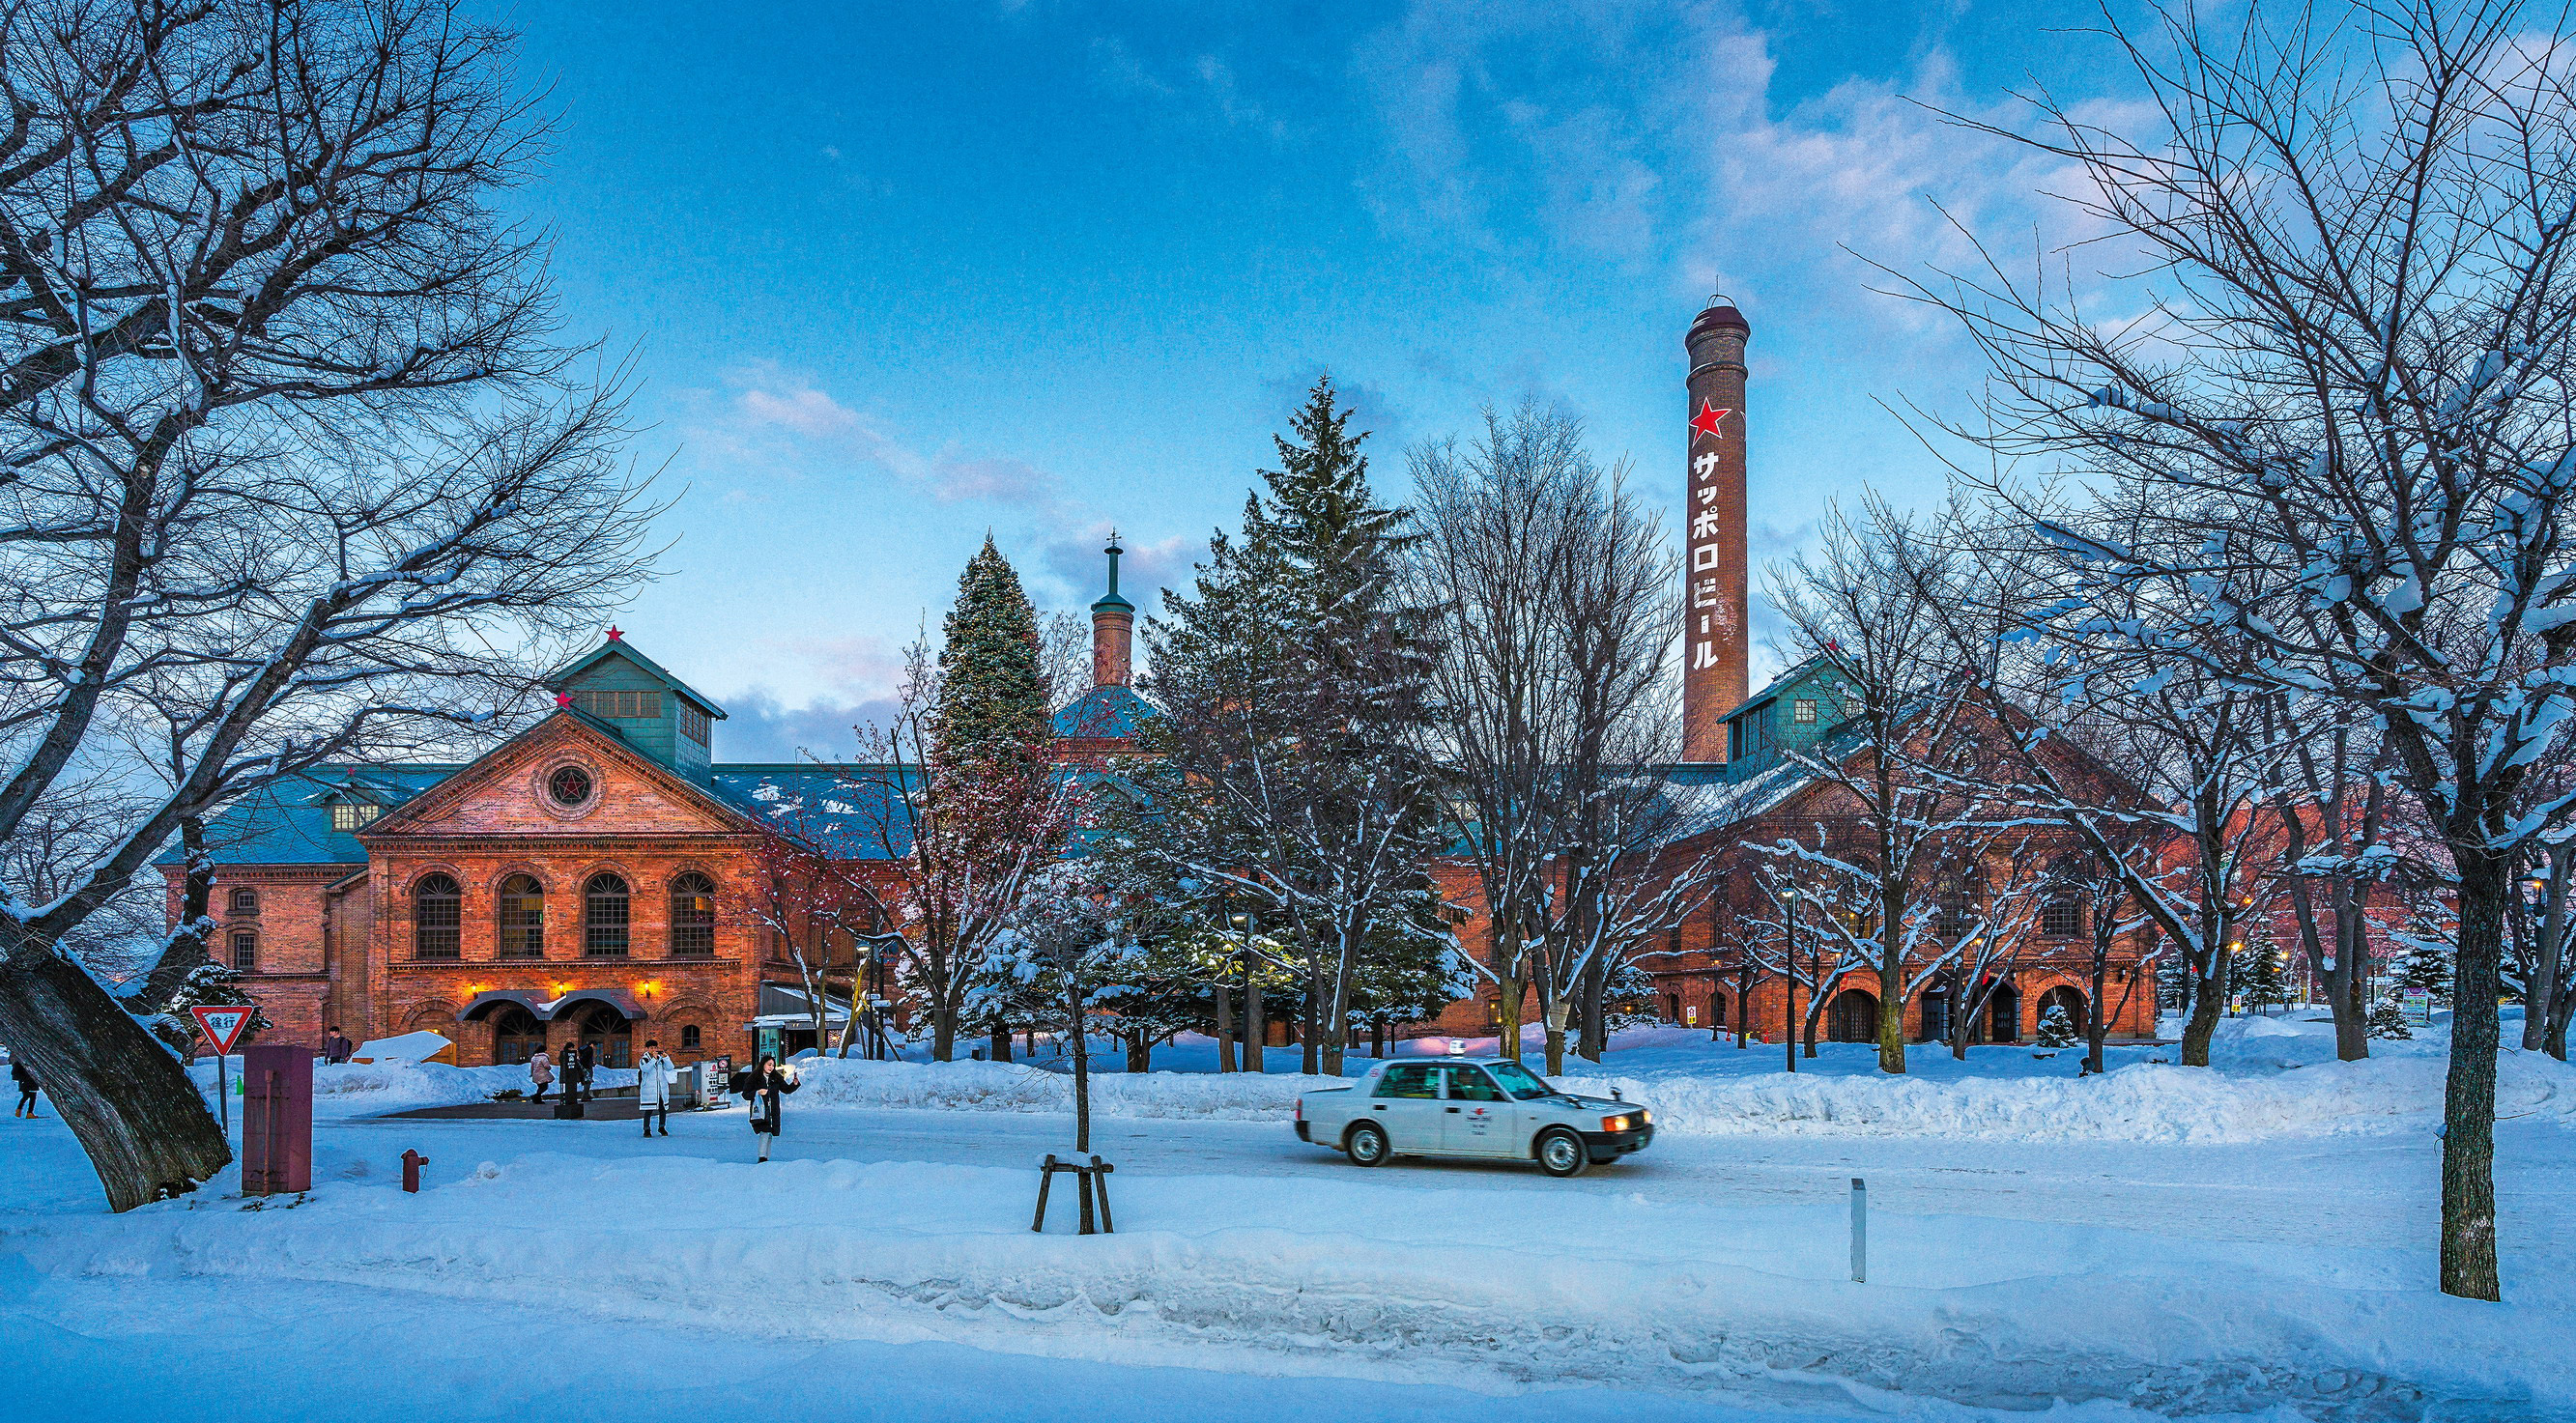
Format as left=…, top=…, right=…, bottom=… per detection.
left=575, top=689, right=660, bottom=719
left=678, top=701, right=709, bottom=746
left=229, top=887, right=260, bottom=915
left=2041, top=894, right=2085, bottom=939
left=1935, top=878, right=1979, bottom=937
left=680, top=1024, right=701, bottom=1050
left=1483, top=1061, right=1556, bottom=1100
left=548, top=765, right=593, bottom=807
left=1446, top=1067, right=1506, bottom=1102
left=1792, top=697, right=1818, bottom=724
left=230, top=931, right=257, bottom=971
left=669, top=873, right=716, bottom=956
left=585, top=873, right=630, bottom=956
left=499, top=874, right=544, bottom=958
left=330, top=803, right=381, bottom=832
left=415, top=874, right=462, bottom=959
left=1373, top=1064, right=1439, bottom=1098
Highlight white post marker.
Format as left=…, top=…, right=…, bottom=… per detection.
left=189, top=1006, right=255, bottom=1137
left=1849, top=1177, right=1868, bottom=1283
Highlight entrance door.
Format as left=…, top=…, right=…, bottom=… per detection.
left=1366, top=1063, right=1445, bottom=1153
left=490, top=1005, right=546, bottom=1065
left=1827, top=989, right=1879, bottom=1042
left=577, top=1005, right=633, bottom=1068
left=1987, top=982, right=2021, bottom=1043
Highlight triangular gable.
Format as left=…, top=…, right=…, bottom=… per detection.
left=364, top=710, right=753, bottom=839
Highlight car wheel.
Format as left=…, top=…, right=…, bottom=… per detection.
left=1345, top=1121, right=1390, bottom=1167
left=1535, top=1126, right=1589, bottom=1178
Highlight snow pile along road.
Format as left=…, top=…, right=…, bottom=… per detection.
left=186, top=1060, right=638, bottom=1117
left=6, top=1152, right=2557, bottom=1420
left=767, top=1042, right=2576, bottom=1143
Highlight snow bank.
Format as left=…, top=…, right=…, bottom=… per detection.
left=186, top=1060, right=637, bottom=1117
left=773, top=1042, right=2576, bottom=1144
left=8, top=1153, right=2560, bottom=1419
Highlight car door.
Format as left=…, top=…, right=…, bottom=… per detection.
left=1364, top=1063, right=1445, bottom=1153
left=1440, top=1065, right=1513, bottom=1155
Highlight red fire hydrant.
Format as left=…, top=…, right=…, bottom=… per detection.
left=401, top=1149, right=429, bottom=1193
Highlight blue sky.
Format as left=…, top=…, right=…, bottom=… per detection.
left=495, top=0, right=2153, bottom=759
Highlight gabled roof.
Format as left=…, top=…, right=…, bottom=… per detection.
left=1052, top=684, right=1155, bottom=740
left=362, top=708, right=752, bottom=840
left=545, top=640, right=729, bottom=719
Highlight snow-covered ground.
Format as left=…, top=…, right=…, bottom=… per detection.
left=4, top=1012, right=2571, bottom=1422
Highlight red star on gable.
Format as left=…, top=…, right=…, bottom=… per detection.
left=556, top=693, right=573, bottom=708
left=1690, top=398, right=1732, bottom=443
left=605, top=625, right=623, bottom=641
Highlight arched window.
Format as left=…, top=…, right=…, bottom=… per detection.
left=229, top=887, right=260, bottom=915
left=2040, top=856, right=2087, bottom=938
left=415, top=874, right=462, bottom=959
left=679, top=1023, right=701, bottom=1050
left=499, top=875, right=544, bottom=958
left=585, top=873, right=630, bottom=956
left=1934, top=874, right=1981, bottom=938
left=669, top=873, right=716, bottom=957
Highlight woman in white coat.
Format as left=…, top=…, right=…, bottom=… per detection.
left=527, top=1048, right=554, bottom=1106
left=635, top=1039, right=676, bottom=1137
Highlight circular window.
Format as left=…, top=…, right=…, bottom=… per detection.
left=548, top=765, right=594, bottom=806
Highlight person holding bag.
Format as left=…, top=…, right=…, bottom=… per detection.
left=636, top=1039, right=676, bottom=1137
left=730, top=1056, right=800, bottom=1162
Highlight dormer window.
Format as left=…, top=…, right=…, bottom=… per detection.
left=678, top=701, right=709, bottom=746
left=576, top=689, right=660, bottom=719
left=1792, top=698, right=1818, bottom=725
left=330, top=803, right=382, bottom=832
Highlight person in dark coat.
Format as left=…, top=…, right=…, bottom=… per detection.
left=576, top=1040, right=599, bottom=1102
left=12, top=1060, right=38, bottom=1118
left=322, top=1026, right=355, bottom=1065
left=731, top=1056, right=800, bottom=1162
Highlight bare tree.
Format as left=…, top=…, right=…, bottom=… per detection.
left=0, top=0, right=655, bottom=1210
left=1898, top=0, right=2576, bottom=1297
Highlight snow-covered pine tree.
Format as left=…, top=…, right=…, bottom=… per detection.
left=154, top=963, right=271, bottom=1053
left=2366, top=996, right=2416, bottom=1040
left=934, top=534, right=1051, bottom=766
left=2035, top=1004, right=2078, bottom=1047
left=2393, top=941, right=2455, bottom=1008
left=2239, top=944, right=2288, bottom=1014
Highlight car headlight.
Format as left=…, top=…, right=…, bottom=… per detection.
left=1639, top=1109, right=1651, bottom=1125
left=1600, top=1115, right=1632, bottom=1132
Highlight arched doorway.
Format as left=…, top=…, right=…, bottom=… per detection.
left=1710, top=991, right=1731, bottom=1032
left=2037, top=985, right=2088, bottom=1040
left=489, top=1005, right=546, bottom=1065
left=574, top=1004, right=632, bottom=1068
left=1987, top=981, right=2022, bottom=1042
left=1827, top=988, right=1878, bottom=1042
left=1919, top=982, right=1955, bottom=1043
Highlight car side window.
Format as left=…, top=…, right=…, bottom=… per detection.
left=1448, top=1067, right=1506, bottom=1102
left=1373, top=1064, right=1437, bottom=1099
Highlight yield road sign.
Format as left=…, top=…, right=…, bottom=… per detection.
left=190, top=1006, right=254, bottom=1055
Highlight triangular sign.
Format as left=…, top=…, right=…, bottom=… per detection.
left=190, top=1005, right=254, bottom=1055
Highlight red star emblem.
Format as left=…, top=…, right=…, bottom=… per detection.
left=605, top=625, right=623, bottom=641
left=1690, top=399, right=1732, bottom=443
left=556, top=693, right=573, bottom=708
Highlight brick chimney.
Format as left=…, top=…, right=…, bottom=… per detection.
left=1684, top=296, right=1750, bottom=761
left=1091, top=533, right=1134, bottom=688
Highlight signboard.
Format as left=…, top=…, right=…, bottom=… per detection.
left=2400, top=990, right=2433, bottom=1027
left=190, top=1005, right=254, bottom=1056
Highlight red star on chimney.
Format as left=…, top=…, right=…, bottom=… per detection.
left=605, top=625, right=623, bottom=641
left=1689, top=398, right=1732, bottom=443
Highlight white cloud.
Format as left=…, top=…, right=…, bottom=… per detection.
left=716, top=365, right=1065, bottom=509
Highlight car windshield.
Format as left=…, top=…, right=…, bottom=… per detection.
left=1483, top=1061, right=1556, bottom=1100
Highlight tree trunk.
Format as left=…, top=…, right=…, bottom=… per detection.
left=930, top=1003, right=958, bottom=1062
left=1577, top=952, right=1607, bottom=1063
left=135, top=816, right=215, bottom=1016
left=1302, top=954, right=1323, bottom=1076
left=1735, top=960, right=1752, bottom=1048
left=1494, top=946, right=1523, bottom=1063
left=1214, top=981, right=1235, bottom=1072
left=0, top=948, right=232, bottom=1211
left=1371, top=1017, right=1385, bottom=1057
left=1126, top=1030, right=1151, bottom=1073
left=2180, top=946, right=2226, bottom=1067
left=1876, top=891, right=1908, bottom=1075
left=2441, top=856, right=2505, bottom=1301
left=1244, top=971, right=1264, bottom=1073
left=989, top=1022, right=1013, bottom=1063
left=1067, top=979, right=1091, bottom=1154
left=2084, top=937, right=2109, bottom=1076
left=1321, top=925, right=1360, bottom=1078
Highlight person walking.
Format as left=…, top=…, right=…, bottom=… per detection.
left=526, top=1047, right=554, bottom=1106
left=576, top=1039, right=598, bottom=1103
left=11, top=1060, right=38, bottom=1119
left=636, top=1039, right=675, bottom=1137
left=730, top=1056, right=800, bottom=1162
left=322, top=1026, right=355, bottom=1065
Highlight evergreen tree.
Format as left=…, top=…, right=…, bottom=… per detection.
left=2238, top=944, right=2288, bottom=1015
left=2035, top=1004, right=2079, bottom=1047
left=933, top=535, right=1050, bottom=766
left=150, top=962, right=271, bottom=1053
left=2393, top=940, right=2455, bottom=1007
left=2365, top=996, right=2416, bottom=1040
